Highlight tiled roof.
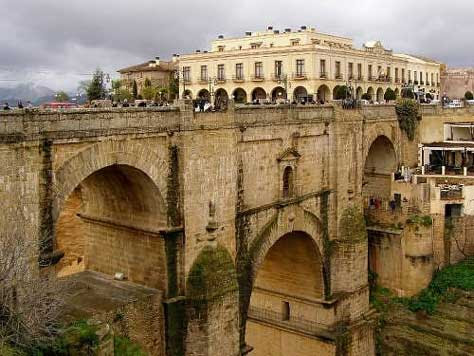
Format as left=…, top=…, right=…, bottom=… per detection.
left=117, top=60, right=176, bottom=73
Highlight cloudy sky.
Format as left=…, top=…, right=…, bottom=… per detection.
left=1, top=0, right=473, bottom=91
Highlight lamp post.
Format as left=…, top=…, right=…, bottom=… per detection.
left=174, top=68, right=188, bottom=99
left=207, top=76, right=218, bottom=106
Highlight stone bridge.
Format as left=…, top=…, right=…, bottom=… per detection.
left=0, top=102, right=417, bottom=356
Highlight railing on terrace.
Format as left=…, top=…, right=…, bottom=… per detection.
left=319, top=72, right=328, bottom=79
left=440, top=186, right=463, bottom=200
left=292, top=72, right=307, bottom=79
left=247, top=306, right=332, bottom=336
left=251, top=74, right=265, bottom=81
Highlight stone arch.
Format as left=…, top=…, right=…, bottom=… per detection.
left=183, top=89, right=192, bottom=99
left=251, top=87, right=267, bottom=101
left=249, top=206, right=324, bottom=281
left=363, top=134, right=398, bottom=200
left=271, top=86, right=286, bottom=101
left=356, top=86, right=363, bottom=100
left=394, top=88, right=400, bottom=98
left=333, top=85, right=341, bottom=100
left=317, top=84, right=331, bottom=102
left=215, top=88, right=229, bottom=107
left=53, top=140, right=168, bottom=222
left=367, top=87, right=375, bottom=100
left=293, top=86, right=308, bottom=102
left=232, top=87, right=247, bottom=103
left=376, top=87, right=384, bottom=102
left=198, top=88, right=210, bottom=100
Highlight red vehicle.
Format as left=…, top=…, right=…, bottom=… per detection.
left=41, top=102, right=78, bottom=109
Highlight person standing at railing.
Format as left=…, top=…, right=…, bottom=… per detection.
left=3, top=102, right=10, bottom=110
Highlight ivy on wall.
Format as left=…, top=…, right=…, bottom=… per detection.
left=395, top=99, right=421, bottom=141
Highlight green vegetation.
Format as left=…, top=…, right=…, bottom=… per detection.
left=465, top=91, right=474, bottom=100
left=333, top=85, right=349, bottom=100
left=86, top=68, right=107, bottom=101
left=406, top=215, right=432, bottom=227
left=384, top=88, right=396, bottom=101
left=395, top=98, right=420, bottom=140
left=401, top=87, right=414, bottom=99
left=339, top=206, right=368, bottom=242
left=132, top=80, right=138, bottom=100
left=361, top=93, right=371, bottom=100
left=55, top=91, right=70, bottom=102
left=114, top=336, right=146, bottom=356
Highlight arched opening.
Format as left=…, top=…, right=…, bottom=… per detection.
left=356, top=87, right=363, bottom=100
left=282, top=166, right=294, bottom=198
left=271, top=86, right=286, bottom=101
left=363, top=136, right=397, bottom=200
left=376, top=87, right=384, bottom=103
left=333, top=85, right=340, bottom=100
left=246, top=232, right=325, bottom=355
left=367, top=87, right=375, bottom=100
left=215, top=88, right=229, bottom=109
left=232, top=88, right=247, bottom=103
left=252, top=87, right=267, bottom=102
left=55, top=164, right=167, bottom=290
left=317, top=85, right=330, bottom=103
left=394, top=88, right=400, bottom=98
left=293, top=86, right=308, bottom=102
left=198, top=89, right=210, bottom=101
left=183, top=89, right=192, bottom=99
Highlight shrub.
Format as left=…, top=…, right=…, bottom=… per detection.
left=465, top=91, right=473, bottom=100
left=384, top=88, right=396, bottom=101
left=401, top=87, right=414, bottom=99
left=361, top=93, right=371, bottom=100
left=334, top=85, right=349, bottom=100
left=395, top=98, right=420, bottom=140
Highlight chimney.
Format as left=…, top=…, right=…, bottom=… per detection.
left=155, top=56, right=160, bottom=66
left=301, top=25, right=307, bottom=30
left=218, top=34, right=224, bottom=39
left=274, top=30, right=280, bottom=34
left=285, top=28, right=291, bottom=33
left=172, top=54, right=178, bottom=63
left=245, top=31, right=252, bottom=36
left=267, top=25, right=273, bottom=30
left=196, top=50, right=201, bottom=53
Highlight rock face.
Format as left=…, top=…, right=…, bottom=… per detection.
left=381, top=291, right=474, bottom=356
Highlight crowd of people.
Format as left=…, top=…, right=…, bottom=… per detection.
left=2, top=101, right=33, bottom=110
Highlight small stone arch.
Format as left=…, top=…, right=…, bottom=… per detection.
left=367, top=87, right=375, bottom=100
left=317, top=84, right=331, bottom=102
left=376, top=87, right=384, bottom=102
left=394, top=88, right=400, bottom=98
left=232, top=88, right=247, bottom=103
left=215, top=88, right=229, bottom=109
left=183, top=89, right=192, bottom=99
left=293, top=86, right=308, bottom=102
left=53, top=140, right=168, bottom=223
left=251, top=87, right=267, bottom=101
left=333, top=85, right=341, bottom=100
left=356, top=86, right=363, bottom=100
left=198, top=88, right=210, bottom=100
left=271, top=86, right=286, bottom=101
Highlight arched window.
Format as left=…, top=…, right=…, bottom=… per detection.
left=282, top=166, right=294, bottom=198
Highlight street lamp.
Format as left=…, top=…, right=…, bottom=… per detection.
left=277, top=74, right=291, bottom=101
left=174, top=68, right=189, bottom=99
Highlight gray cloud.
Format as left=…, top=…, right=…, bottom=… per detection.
left=1, top=0, right=473, bottom=90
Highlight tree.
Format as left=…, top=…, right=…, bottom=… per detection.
left=132, top=80, right=138, bottom=100
left=144, top=78, right=152, bottom=88
left=77, top=80, right=91, bottom=97
left=465, top=91, right=473, bottom=100
left=141, top=86, right=157, bottom=101
left=86, top=69, right=106, bottom=101
left=384, top=88, right=396, bottom=101
left=55, top=91, right=70, bottom=102
left=361, top=93, right=371, bottom=100
left=401, top=87, right=415, bottom=99
left=334, top=85, right=349, bottom=100
left=115, top=88, right=133, bottom=102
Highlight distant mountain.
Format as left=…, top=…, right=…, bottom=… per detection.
left=0, top=83, right=55, bottom=105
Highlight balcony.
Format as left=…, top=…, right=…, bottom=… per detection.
left=232, top=75, right=245, bottom=83
left=198, top=77, right=208, bottom=84
left=368, top=76, right=375, bottom=82
left=335, top=73, right=343, bottom=80
left=319, top=72, right=328, bottom=79
left=183, top=78, right=192, bottom=85
left=402, top=79, right=406, bottom=84
left=414, top=80, right=419, bottom=85
left=216, top=76, right=226, bottom=84
left=292, top=72, right=307, bottom=80
left=408, top=80, right=413, bottom=84
left=357, top=75, right=364, bottom=81
left=272, top=73, right=284, bottom=81
left=437, top=82, right=440, bottom=87
left=420, top=81, right=425, bottom=85
left=395, top=78, right=400, bottom=84
left=441, top=187, right=463, bottom=200
left=348, top=74, right=354, bottom=81
left=247, top=306, right=332, bottom=337
left=251, top=74, right=265, bottom=82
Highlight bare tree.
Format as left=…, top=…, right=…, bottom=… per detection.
left=0, top=230, right=67, bottom=351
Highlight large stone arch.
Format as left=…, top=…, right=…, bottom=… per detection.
left=53, top=140, right=168, bottom=222
left=249, top=205, right=324, bottom=281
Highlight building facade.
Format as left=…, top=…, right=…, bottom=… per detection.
left=178, top=26, right=441, bottom=104
left=117, top=57, right=176, bottom=97
left=441, top=67, right=474, bottom=100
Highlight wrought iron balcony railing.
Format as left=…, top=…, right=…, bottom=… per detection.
left=292, top=72, right=307, bottom=79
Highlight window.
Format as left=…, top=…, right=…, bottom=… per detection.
left=320, top=59, right=327, bottom=77
left=348, top=62, right=353, bottom=79
left=431, top=73, right=434, bottom=85
left=426, top=72, right=429, bottom=85
left=255, top=62, right=263, bottom=78
left=420, top=72, right=423, bottom=83
left=414, top=71, right=417, bottom=83
left=217, top=64, right=225, bottom=81
left=183, top=66, right=191, bottom=82
left=250, top=43, right=261, bottom=49
left=436, top=73, right=439, bottom=84
left=296, top=59, right=305, bottom=76
left=368, top=65, right=373, bottom=80
left=275, top=61, right=283, bottom=77
left=408, top=70, right=412, bottom=82
left=200, top=65, right=207, bottom=81
left=235, top=63, right=243, bottom=79
left=282, top=166, right=294, bottom=198
left=282, top=301, right=290, bottom=321
left=395, top=68, right=399, bottom=81
left=335, top=61, right=341, bottom=79
left=386, top=67, right=391, bottom=81
left=291, top=40, right=299, bottom=46
left=402, top=68, right=405, bottom=82
left=357, top=63, right=362, bottom=79
left=218, top=46, right=225, bottom=52
left=377, top=66, right=382, bottom=79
